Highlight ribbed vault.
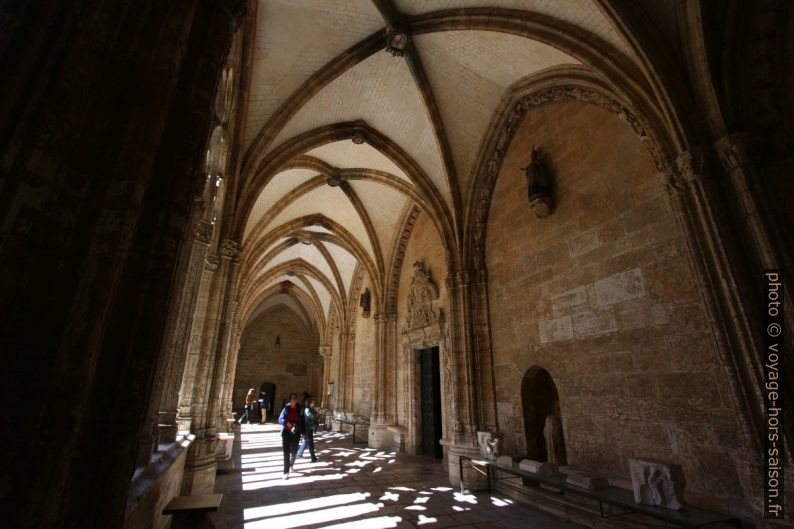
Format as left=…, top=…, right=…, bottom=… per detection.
left=234, top=0, right=679, bottom=345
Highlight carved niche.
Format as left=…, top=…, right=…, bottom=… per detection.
left=403, top=261, right=440, bottom=333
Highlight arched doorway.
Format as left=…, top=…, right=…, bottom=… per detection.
left=521, top=366, right=565, bottom=463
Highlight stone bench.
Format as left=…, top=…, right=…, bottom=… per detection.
left=162, top=493, right=222, bottom=529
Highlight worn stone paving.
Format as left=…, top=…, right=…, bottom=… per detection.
left=211, top=423, right=585, bottom=529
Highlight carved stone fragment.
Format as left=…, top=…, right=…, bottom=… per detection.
left=519, top=459, right=558, bottom=476
left=630, top=458, right=686, bottom=510
left=403, top=261, right=439, bottom=333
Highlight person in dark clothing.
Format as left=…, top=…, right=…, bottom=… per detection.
left=277, top=393, right=304, bottom=479
left=297, top=398, right=319, bottom=462
left=258, top=391, right=269, bottom=423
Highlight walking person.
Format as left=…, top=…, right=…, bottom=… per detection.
left=238, top=388, right=256, bottom=424
left=297, top=398, right=319, bottom=462
left=278, top=393, right=304, bottom=479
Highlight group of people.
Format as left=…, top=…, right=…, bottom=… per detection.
left=278, top=393, right=319, bottom=479
left=238, top=388, right=270, bottom=424
left=239, top=388, right=320, bottom=480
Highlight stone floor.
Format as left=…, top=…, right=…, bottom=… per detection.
left=211, top=423, right=586, bottom=529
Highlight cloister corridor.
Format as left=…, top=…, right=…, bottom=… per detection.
left=208, top=425, right=586, bottom=529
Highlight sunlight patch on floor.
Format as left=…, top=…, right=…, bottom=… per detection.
left=243, top=502, right=384, bottom=528
left=319, top=515, right=403, bottom=529
left=243, top=492, right=369, bottom=520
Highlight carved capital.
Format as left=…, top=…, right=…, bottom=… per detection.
left=714, top=134, right=753, bottom=172
left=446, top=270, right=472, bottom=289
left=194, top=220, right=213, bottom=244
left=220, top=239, right=241, bottom=261
left=204, top=254, right=220, bottom=271
left=675, top=149, right=710, bottom=185
left=660, top=168, right=686, bottom=197
left=319, top=346, right=332, bottom=358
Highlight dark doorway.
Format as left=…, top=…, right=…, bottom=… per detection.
left=259, top=382, right=276, bottom=420
left=521, top=366, right=564, bottom=462
left=419, top=346, right=442, bottom=459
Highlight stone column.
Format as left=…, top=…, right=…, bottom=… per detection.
left=218, top=324, right=242, bottom=422
left=177, top=253, right=220, bottom=431
left=661, top=149, right=772, bottom=518
left=0, top=1, right=246, bottom=525
left=180, top=239, right=241, bottom=494
left=337, top=331, right=355, bottom=415
left=368, top=313, right=395, bottom=449
left=714, top=134, right=794, bottom=346
left=469, top=267, right=498, bottom=432
left=443, top=270, right=482, bottom=486
left=133, top=213, right=214, bottom=467
left=319, top=345, right=332, bottom=408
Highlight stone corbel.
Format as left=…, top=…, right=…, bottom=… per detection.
left=714, top=133, right=753, bottom=172
left=220, top=239, right=241, bottom=262
left=194, top=220, right=213, bottom=244
left=204, top=254, right=220, bottom=272
left=675, top=148, right=712, bottom=189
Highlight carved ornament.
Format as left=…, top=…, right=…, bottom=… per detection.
left=194, top=220, right=213, bottom=244
left=204, top=254, right=220, bottom=271
left=220, top=239, right=241, bottom=261
left=403, top=261, right=439, bottom=333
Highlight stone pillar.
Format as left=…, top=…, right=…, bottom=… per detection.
left=180, top=239, right=241, bottom=494
left=319, top=345, right=332, bottom=408
left=337, top=331, right=355, bottom=414
left=177, top=253, right=220, bottom=431
left=714, top=134, right=794, bottom=352
left=369, top=313, right=397, bottom=449
left=443, top=271, right=482, bottom=486
left=138, top=214, right=213, bottom=462
left=470, top=267, right=498, bottom=431
left=661, top=149, right=773, bottom=518
left=0, top=1, right=246, bottom=525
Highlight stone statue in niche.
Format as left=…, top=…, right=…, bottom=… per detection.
left=630, top=458, right=686, bottom=510
left=543, top=414, right=567, bottom=466
left=403, top=261, right=439, bottom=333
left=359, top=288, right=371, bottom=318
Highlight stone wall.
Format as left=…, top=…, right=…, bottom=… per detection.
left=395, top=211, right=449, bottom=445
left=234, top=307, right=318, bottom=414
left=485, top=101, right=745, bottom=507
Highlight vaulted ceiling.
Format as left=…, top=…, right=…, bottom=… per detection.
left=234, top=0, right=659, bottom=339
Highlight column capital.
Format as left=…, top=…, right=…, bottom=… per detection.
left=194, top=220, right=213, bottom=244
left=204, top=253, right=220, bottom=271
left=220, top=239, right=241, bottom=261
left=675, top=148, right=711, bottom=185
left=714, top=133, right=754, bottom=172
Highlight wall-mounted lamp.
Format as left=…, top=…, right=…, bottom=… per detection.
left=275, top=335, right=281, bottom=347
left=327, top=381, right=334, bottom=396
left=522, top=146, right=554, bottom=218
